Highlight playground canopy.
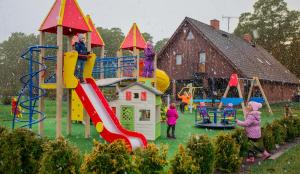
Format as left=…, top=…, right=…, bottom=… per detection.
left=120, top=23, right=146, bottom=50
left=39, top=0, right=91, bottom=35
left=86, top=15, right=105, bottom=48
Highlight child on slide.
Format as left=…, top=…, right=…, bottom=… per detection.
left=236, top=101, right=270, bottom=163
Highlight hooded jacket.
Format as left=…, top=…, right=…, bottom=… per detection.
left=236, top=102, right=262, bottom=139
left=166, top=105, right=179, bottom=125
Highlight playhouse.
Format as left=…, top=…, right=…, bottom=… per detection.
left=110, top=82, right=162, bottom=140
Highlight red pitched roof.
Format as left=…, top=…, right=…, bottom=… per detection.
left=120, top=23, right=146, bottom=50
left=86, top=15, right=105, bottom=47
left=39, top=0, right=91, bottom=35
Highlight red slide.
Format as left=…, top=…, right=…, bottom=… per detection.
left=75, top=78, right=147, bottom=150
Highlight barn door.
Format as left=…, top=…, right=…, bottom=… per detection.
left=120, top=105, right=135, bottom=131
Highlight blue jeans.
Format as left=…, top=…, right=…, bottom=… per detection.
left=76, top=59, right=86, bottom=79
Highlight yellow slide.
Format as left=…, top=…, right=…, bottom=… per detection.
left=155, top=69, right=170, bottom=93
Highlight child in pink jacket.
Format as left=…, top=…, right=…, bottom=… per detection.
left=166, top=103, right=179, bottom=139
left=236, top=101, right=270, bottom=163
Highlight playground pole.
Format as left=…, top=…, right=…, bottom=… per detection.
left=38, top=31, right=45, bottom=136
left=84, top=31, right=92, bottom=138
left=66, top=35, right=73, bottom=135
left=100, top=46, right=105, bottom=79
left=133, top=47, right=139, bottom=79
left=56, top=26, right=63, bottom=138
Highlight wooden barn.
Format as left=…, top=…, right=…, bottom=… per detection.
left=157, top=17, right=300, bottom=103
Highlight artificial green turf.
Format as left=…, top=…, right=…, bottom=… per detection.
left=0, top=99, right=299, bottom=159
left=250, top=144, right=300, bottom=174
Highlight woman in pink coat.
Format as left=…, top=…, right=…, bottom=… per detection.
left=166, top=103, right=179, bottom=139
left=236, top=101, right=270, bottom=163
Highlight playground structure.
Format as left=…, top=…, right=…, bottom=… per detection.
left=194, top=73, right=273, bottom=129
left=110, top=83, right=163, bottom=140
left=10, top=0, right=169, bottom=150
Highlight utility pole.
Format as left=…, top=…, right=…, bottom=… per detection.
left=222, top=16, right=239, bottom=32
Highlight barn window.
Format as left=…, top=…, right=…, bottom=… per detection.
left=186, top=31, right=194, bottom=40
left=176, top=54, right=182, bottom=65
left=199, top=51, right=206, bottom=64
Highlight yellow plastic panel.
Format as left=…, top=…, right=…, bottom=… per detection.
left=63, top=51, right=78, bottom=89
left=40, top=83, right=57, bottom=89
left=83, top=53, right=96, bottom=79
left=71, top=89, right=83, bottom=121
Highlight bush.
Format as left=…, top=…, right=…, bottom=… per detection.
left=170, top=144, right=200, bottom=174
left=81, top=140, right=132, bottom=174
left=279, top=117, right=298, bottom=141
left=186, top=135, right=215, bottom=174
left=40, top=137, right=81, bottom=174
left=133, top=143, right=168, bottom=174
left=215, top=133, right=242, bottom=173
left=262, top=124, right=276, bottom=151
left=0, top=128, right=45, bottom=174
left=0, top=126, right=8, bottom=172
left=292, top=117, right=300, bottom=136
left=160, top=104, right=167, bottom=122
left=271, top=120, right=287, bottom=145
left=0, top=89, right=14, bottom=105
left=231, top=128, right=249, bottom=157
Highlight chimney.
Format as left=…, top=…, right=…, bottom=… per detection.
left=243, top=33, right=252, bottom=43
left=210, top=19, right=220, bottom=30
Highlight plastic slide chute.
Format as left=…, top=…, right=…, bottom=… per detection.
left=75, top=78, right=147, bottom=150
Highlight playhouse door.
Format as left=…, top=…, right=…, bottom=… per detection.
left=120, top=105, right=135, bottom=131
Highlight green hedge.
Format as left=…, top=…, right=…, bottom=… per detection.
left=0, top=128, right=45, bottom=174
left=1, top=115, right=300, bottom=173
left=231, top=128, right=249, bottom=157
left=215, top=133, right=242, bottom=173
left=81, top=140, right=132, bottom=174
left=170, top=144, right=199, bottom=174
left=133, top=143, right=168, bottom=174
left=39, top=137, right=81, bottom=174
left=186, top=135, right=215, bottom=174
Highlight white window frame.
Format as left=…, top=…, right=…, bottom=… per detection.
left=199, top=51, right=206, bottom=64
left=176, top=54, right=182, bottom=65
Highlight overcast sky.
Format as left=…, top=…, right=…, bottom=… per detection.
left=0, top=0, right=299, bottom=43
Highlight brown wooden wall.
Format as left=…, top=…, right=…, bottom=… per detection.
left=157, top=21, right=299, bottom=103
left=157, top=21, right=236, bottom=81
left=260, top=81, right=298, bottom=103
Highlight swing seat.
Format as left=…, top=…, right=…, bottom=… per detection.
left=250, top=97, right=265, bottom=104
left=221, top=97, right=243, bottom=106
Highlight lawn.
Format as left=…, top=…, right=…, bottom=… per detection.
left=251, top=144, right=300, bottom=174
left=1, top=99, right=300, bottom=167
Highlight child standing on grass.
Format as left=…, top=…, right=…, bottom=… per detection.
left=236, top=101, right=270, bottom=163
left=178, top=92, right=191, bottom=114
left=166, top=103, right=178, bottom=139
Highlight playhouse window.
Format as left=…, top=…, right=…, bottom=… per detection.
left=139, top=109, right=151, bottom=121
left=176, top=54, right=182, bottom=65
left=199, top=51, right=206, bottom=64
left=134, top=93, right=139, bottom=99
